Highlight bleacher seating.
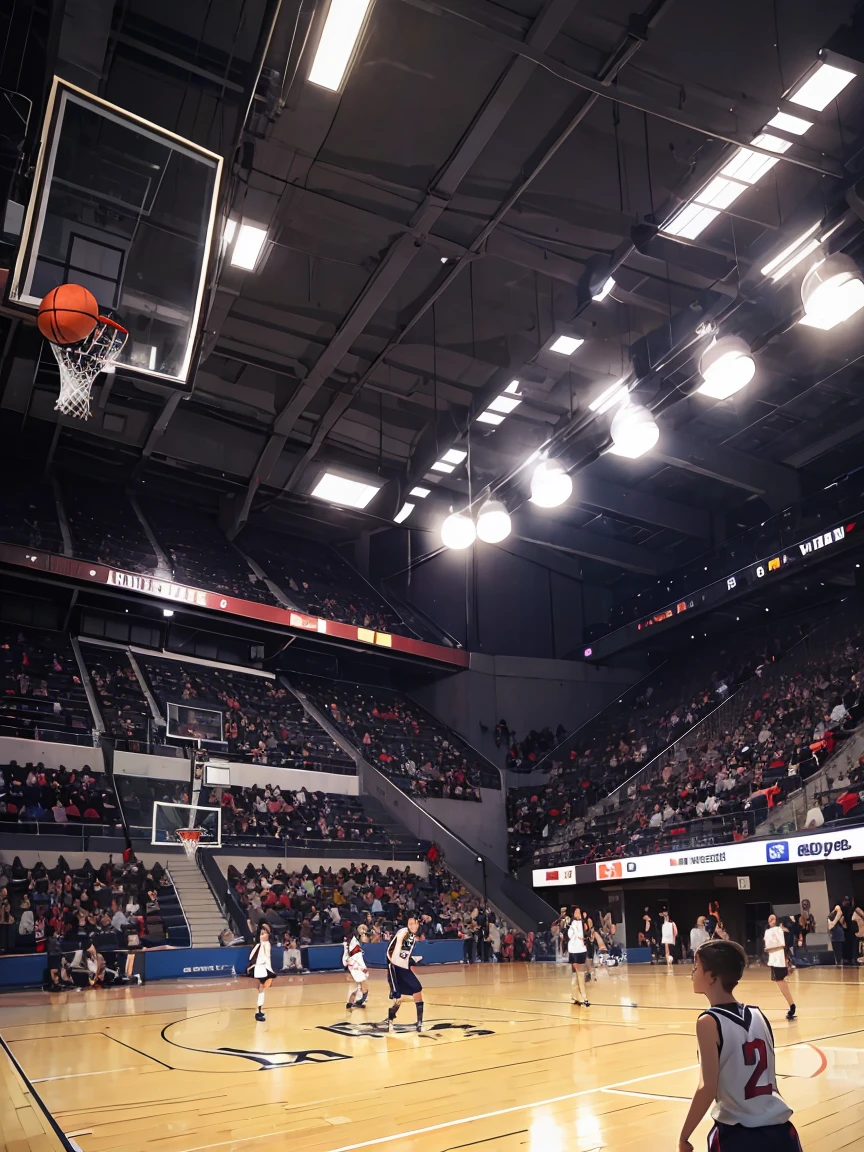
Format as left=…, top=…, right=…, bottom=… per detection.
left=84, top=647, right=151, bottom=745
left=140, top=498, right=276, bottom=604
left=515, top=608, right=864, bottom=869
left=0, top=626, right=93, bottom=742
left=0, top=762, right=120, bottom=832
left=62, top=476, right=157, bottom=574
left=299, top=677, right=501, bottom=800
left=0, top=853, right=188, bottom=959
left=0, top=474, right=63, bottom=555
left=137, top=655, right=355, bottom=772
left=239, top=525, right=415, bottom=636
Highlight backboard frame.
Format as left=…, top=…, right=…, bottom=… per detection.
left=6, top=75, right=223, bottom=387
left=151, top=800, right=222, bottom=848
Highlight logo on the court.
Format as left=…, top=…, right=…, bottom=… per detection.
left=217, top=1046, right=351, bottom=1070
left=319, top=1021, right=494, bottom=1040
left=766, top=842, right=789, bottom=862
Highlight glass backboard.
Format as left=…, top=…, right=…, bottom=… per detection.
left=7, top=77, right=222, bottom=386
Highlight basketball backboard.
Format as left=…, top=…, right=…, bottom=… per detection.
left=6, top=77, right=222, bottom=386
left=152, top=800, right=222, bottom=847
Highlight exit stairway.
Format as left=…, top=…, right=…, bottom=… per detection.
left=167, top=857, right=230, bottom=947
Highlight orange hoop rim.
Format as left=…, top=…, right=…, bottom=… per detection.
left=176, top=828, right=202, bottom=842
left=96, top=315, right=129, bottom=335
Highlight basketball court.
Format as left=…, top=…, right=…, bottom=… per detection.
left=1, top=963, right=861, bottom=1152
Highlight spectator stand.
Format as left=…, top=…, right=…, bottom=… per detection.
left=0, top=471, right=64, bottom=556
left=59, top=474, right=160, bottom=576
left=78, top=639, right=158, bottom=752
left=0, top=625, right=99, bottom=747
left=0, top=759, right=127, bottom=846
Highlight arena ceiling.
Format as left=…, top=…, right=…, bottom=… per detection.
left=3, top=0, right=864, bottom=597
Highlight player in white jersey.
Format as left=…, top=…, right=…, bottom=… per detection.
left=662, top=910, right=679, bottom=966
left=763, top=914, right=795, bottom=1020
left=679, top=940, right=802, bottom=1152
left=247, top=923, right=276, bottom=1022
left=381, top=915, right=424, bottom=1031
left=567, top=906, right=589, bottom=1007
left=342, top=924, right=369, bottom=1010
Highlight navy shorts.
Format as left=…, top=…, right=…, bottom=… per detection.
left=568, top=952, right=588, bottom=966
left=708, top=1121, right=802, bottom=1152
left=388, top=964, right=422, bottom=999
left=769, top=965, right=788, bottom=982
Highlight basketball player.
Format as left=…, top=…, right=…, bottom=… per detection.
left=248, top=922, right=276, bottom=1022
left=662, top=910, right=679, bottom=967
left=678, top=940, right=802, bottom=1152
left=763, top=914, right=796, bottom=1020
left=343, top=923, right=369, bottom=1010
left=381, top=914, right=424, bottom=1031
left=568, top=906, right=589, bottom=1007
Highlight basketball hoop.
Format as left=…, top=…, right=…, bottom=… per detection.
left=176, top=828, right=202, bottom=860
left=49, top=316, right=128, bottom=420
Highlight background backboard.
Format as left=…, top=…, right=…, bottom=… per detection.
left=7, top=77, right=222, bottom=386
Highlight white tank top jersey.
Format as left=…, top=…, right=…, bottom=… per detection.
left=703, top=1003, right=793, bottom=1127
left=343, top=936, right=367, bottom=974
left=763, top=925, right=787, bottom=967
left=251, top=938, right=271, bottom=978
left=388, top=927, right=417, bottom=969
left=661, top=920, right=676, bottom=944
left=567, top=920, right=586, bottom=953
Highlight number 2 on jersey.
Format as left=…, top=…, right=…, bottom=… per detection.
left=742, top=1038, right=774, bottom=1098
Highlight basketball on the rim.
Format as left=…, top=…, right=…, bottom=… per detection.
left=37, top=283, right=100, bottom=345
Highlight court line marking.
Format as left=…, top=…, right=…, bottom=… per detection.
left=602, top=1088, right=690, bottom=1102
left=31, top=1066, right=141, bottom=1083
left=175, top=1060, right=702, bottom=1152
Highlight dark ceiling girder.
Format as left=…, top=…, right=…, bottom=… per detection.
left=397, top=0, right=845, bottom=180
left=496, top=535, right=587, bottom=583
left=516, top=522, right=659, bottom=575
left=231, top=0, right=581, bottom=532
left=782, top=415, right=864, bottom=469
left=578, top=476, right=710, bottom=538
left=655, top=429, right=801, bottom=512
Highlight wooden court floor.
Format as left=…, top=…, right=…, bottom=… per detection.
left=0, top=961, right=862, bottom=1152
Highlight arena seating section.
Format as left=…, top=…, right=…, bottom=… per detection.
left=509, top=608, right=864, bottom=869
left=239, top=525, right=414, bottom=636
left=139, top=498, right=277, bottom=605
left=62, top=476, right=157, bottom=574
left=85, top=647, right=151, bottom=745
left=0, top=853, right=189, bottom=956
left=0, top=626, right=93, bottom=742
left=0, top=474, right=63, bottom=554
left=0, top=761, right=120, bottom=831
left=300, top=677, right=501, bottom=800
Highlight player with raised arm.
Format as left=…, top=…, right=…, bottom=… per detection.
left=679, top=940, right=802, bottom=1152
left=343, top=922, right=369, bottom=1010
left=381, top=914, right=424, bottom=1032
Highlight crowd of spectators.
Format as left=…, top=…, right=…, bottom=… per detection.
left=0, top=853, right=184, bottom=979
left=239, top=526, right=413, bottom=637
left=85, top=646, right=151, bottom=745
left=0, top=761, right=121, bottom=831
left=62, top=476, right=157, bottom=574
left=228, top=860, right=529, bottom=961
left=117, top=774, right=391, bottom=850
left=501, top=719, right=567, bottom=773
left=509, top=611, right=864, bottom=869
left=139, top=497, right=277, bottom=606
left=137, top=656, right=355, bottom=773
left=300, top=678, right=501, bottom=800
left=0, top=627, right=93, bottom=742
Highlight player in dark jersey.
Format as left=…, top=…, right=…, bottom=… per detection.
left=381, top=914, right=424, bottom=1032
left=679, top=940, right=802, bottom=1152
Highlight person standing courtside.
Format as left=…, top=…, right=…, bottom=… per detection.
left=763, top=914, right=796, bottom=1021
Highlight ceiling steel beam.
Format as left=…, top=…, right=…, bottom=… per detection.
left=234, top=0, right=581, bottom=529
left=655, top=429, right=801, bottom=512
left=516, top=521, right=659, bottom=575
left=578, top=475, right=710, bottom=538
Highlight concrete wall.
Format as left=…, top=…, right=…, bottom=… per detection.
left=410, top=653, right=637, bottom=767
left=415, top=788, right=507, bottom=871
left=112, top=751, right=359, bottom=795
left=0, top=736, right=104, bottom=773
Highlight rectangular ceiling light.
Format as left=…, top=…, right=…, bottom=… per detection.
left=431, top=460, right=455, bottom=473
left=222, top=218, right=237, bottom=247
left=765, top=237, right=821, bottom=282
left=440, top=448, right=467, bottom=465
left=487, top=394, right=521, bottom=414
left=693, top=176, right=748, bottom=210
left=311, top=471, right=381, bottom=508
left=589, top=379, right=628, bottom=414
left=721, top=147, right=779, bottom=185
left=549, top=334, right=584, bottom=355
left=759, top=222, right=821, bottom=278
left=393, top=502, right=414, bottom=524
left=662, top=202, right=720, bottom=239
left=504, top=379, right=521, bottom=393
left=476, top=411, right=506, bottom=425
left=767, top=110, right=813, bottom=135
left=409, top=486, right=430, bottom=498
left=308, top=0, right=373, bottom=92
left=789, top=61, right=856, bottom=111
left=230, top=223, right=268, bottom=270
left=592, top=276, right=616, bottom=301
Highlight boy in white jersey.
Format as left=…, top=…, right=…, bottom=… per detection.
left=342, top=923, right=369, bottom=1010
left=567, top=905, right=589, bottom=1007
left=763, top=914, right=796, bottom=1020
left=679, top=940, right=802, bottom=1152
left=381, top=914, right=424, bottom=1031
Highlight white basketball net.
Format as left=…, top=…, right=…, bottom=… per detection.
left=49, top=318, right=128, bottom=420
left=176, top=828, right=202, bottom=860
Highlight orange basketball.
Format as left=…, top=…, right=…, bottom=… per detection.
left=37, top=283, right=100, bottom=345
